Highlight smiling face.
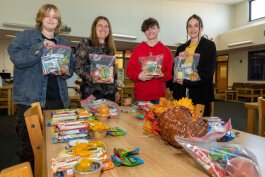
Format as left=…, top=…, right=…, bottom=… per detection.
left=95, top=19, right=109, bottom=43
left=144, top=25, right=160, bottom=41
left=187, top=18, right=202, bottom=40
left=41, top=9, right=58, bottom=33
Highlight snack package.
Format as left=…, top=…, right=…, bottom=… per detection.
left=139, top=55, right=163, bottom=76
left=111, top=147, right=144, bottom=167
left=88, top=99, right=120, bottom=117
left=173, top=52, right=200, bottom=81
left=107, top=127, right=126, bottom=136
left=175, top=137, right=261, bottom=177
left=89, top=53, right=115, bottom=84
left=41, top=45, right=71, bottom=75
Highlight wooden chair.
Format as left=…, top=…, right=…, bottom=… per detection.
left=258, top=97, right=265, bottom=137
left=0, top=162, right=33, bottom=177
left=195, top=104, right=205, bottom=118
left=24, top=103, right=44, bottom=177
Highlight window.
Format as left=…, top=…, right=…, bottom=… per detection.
left=248, top=50, right=265, bottom=80
left=249, top=0, right=265, bottom=21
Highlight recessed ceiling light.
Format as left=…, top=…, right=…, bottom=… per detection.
left=5, top=34, right=16, bottom=38
left=70, top=41, right=80, bottom=43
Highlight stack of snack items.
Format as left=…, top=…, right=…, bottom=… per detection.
left=52, top=120, right=89, bottom=143
left=143, top=111, right=160, bottom=135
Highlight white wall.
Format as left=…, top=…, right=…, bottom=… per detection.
left=227, top=49, right=265, bottom=86
left=0, top=40, right=13, bottom=74
left=0, top=0, right=233, bottom=46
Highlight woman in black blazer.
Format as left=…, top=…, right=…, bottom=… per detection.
left=168, top=14, right=216, bottom=116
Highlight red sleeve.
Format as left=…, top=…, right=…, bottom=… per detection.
left=126, top=48, right=142, bottom=81
left=160, top=48, right=173, bottom=82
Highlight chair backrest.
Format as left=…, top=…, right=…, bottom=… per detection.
left=0, top=162, right=33, bottom=177
left=31, top=102, right=44, bottom=129
left=24, top=104, right=44, bottom=177
left=258, top=97, right=265, bottom=137
left=195, top=104, right=205, bottom=118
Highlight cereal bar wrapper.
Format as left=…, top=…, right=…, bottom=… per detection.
left=41, top=45, right=71, bottom=76
left=89, top=53, right=115, bottom=84
left=173, top=52, right=200, bottom=82
left=139, top=55, right=163, bottom=76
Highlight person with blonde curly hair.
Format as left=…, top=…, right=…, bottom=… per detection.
left=8, top=4, right=74, bottom=169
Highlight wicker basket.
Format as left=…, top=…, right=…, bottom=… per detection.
left=158, top=106, right=208, bottom=148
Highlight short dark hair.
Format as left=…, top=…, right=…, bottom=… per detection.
left=141, top=17, right=160, bottom=32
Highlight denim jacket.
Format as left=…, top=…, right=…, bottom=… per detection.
left=8, top=29, right=74, bottom=108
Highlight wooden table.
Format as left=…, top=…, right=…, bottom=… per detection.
left=224, top=90, right=236, bottom=100
left=0, top=85, right=14, bottom=115
left=118, top=84, right=134, bottom=106
left=245, top=102, right=258, bottom=134
left=43, top=110, right=265, bottom=177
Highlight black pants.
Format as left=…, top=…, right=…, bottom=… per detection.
left=15, top=104, right=34, bottom=169
left=203, top=102, right=211, bottom=117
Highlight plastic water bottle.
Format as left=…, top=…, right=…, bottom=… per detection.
left=0, top=76, right=2, bottom=87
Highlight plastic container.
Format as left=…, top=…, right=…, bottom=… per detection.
left=96, top=114, right=109, bottom=122
left=93, top=130, right=107, bottom=139
left=73, top=161, right=102, bottom=177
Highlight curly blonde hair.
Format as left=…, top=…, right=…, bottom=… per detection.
left=35, top=4, right=62, bottom=34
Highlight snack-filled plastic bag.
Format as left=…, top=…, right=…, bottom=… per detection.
left=87, top=99, right=120, bottom=118
left=89, top=53, right=115, bottom=84
left=139, top=55, right=163, bottom=76
left=173, top=52, right=200, bottom=82
left=41, top=45, right=71, bottom=75
left=175, top=137, right=261, bottom=177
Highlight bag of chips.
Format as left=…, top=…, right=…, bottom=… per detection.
left=139, top=55, right=163, bottom=76
left=173, top=52, right=200, bottom=82
left=41, top=45, right=71, bottom=75
left=89, top=53, right=115, bottom=84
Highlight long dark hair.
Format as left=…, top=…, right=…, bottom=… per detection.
left=186, top=14, right=203, bottom=42
left=90, top=16, right=116, bottom=53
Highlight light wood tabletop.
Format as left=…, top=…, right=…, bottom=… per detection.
left=43, top=110, right=265, bottom=177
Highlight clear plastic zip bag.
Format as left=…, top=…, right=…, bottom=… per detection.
left=173, top=52, right=200, bottom=82
left=89, top=53, right=115, bottom=84
left=139, top=54, right=163, bottom=76
left=41, top=45, right=71, bottom=75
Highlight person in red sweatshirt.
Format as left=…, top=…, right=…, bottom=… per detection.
left=126, top=17, right=173, bottom=103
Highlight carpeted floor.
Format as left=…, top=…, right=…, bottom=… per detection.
left=0, top=100, right=259, bottom=170
left=0, top=110, right=19, bottom=170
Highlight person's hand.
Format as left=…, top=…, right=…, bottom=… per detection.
left=43, top=39, right=56, bottom=48
left=176, top=79, right=183, bottom=85
left=138, top=71, right=153, bottom=81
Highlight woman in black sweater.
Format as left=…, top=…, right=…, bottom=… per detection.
left=168, top=14, right=216, bottom=116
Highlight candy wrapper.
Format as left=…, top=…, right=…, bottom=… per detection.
left=139, top=55, right=163, bottom=76
left=89, top=53, right=115, bottom=84
left=41, top=45, right=71, bottom=75
left=173, top=52, right=200, bottom=81
left=107, top=127, right=126, bottom=136
left=175, top=137, right=261, bottom=177
left=111, top=147, right=144, bottom=167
